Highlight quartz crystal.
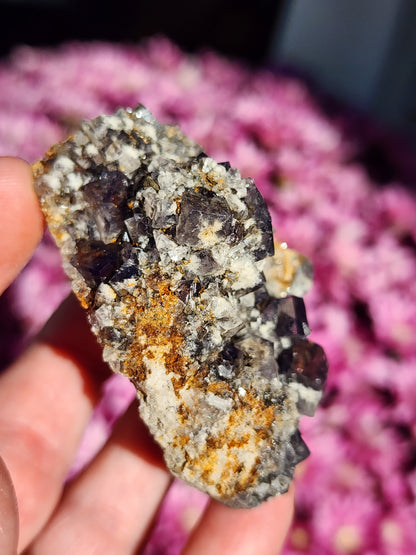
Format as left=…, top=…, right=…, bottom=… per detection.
left=33, top=105, right=327, bottom=508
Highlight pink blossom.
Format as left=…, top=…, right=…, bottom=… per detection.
left=1, top=38, right=416, bottom=554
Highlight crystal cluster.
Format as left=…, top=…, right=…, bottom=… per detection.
left=33, top=105, right=327, bottom=508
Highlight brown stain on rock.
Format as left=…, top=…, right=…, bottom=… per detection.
left=122, top=274, right=188, bottom=385
left=181, top=387, right=280, bottom=498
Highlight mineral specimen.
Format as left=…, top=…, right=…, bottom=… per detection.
left=33, top=105, right=327, bottom=508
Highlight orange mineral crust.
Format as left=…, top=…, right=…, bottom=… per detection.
left=33, top=105, right=327, bottom=508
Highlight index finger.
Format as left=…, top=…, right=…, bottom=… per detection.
left=183, top=488, right=294, bottom=555
left=0, top=157, right=44, bottom=294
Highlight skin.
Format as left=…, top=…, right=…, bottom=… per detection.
left=0, top=156, right=294, bottom=554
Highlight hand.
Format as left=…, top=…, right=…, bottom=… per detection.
left=0, top=156, right=294, bottom=554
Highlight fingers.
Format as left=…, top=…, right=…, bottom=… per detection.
left=29, top=405, right=171, bottom=555
left=0, top=456, right=19, bottom=554
left=0, top=295, right=111, bottom=551
left=0, top=157, right=44, bottom=294
left=182, top=487, right=295, bottom=555
left=0, top=154, right=295, bottom=553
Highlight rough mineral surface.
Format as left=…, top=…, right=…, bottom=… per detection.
left=33, top=105, right=327, bottom=508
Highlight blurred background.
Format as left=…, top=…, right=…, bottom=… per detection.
left=1, top=2, right=416, bottom=555
left=2, top=0, right=416, bottom=147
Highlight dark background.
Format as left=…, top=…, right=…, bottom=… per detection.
left=0, top=0, right=286, bottom=64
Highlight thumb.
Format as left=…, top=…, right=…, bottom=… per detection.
left=0, top=455, right=19, bottom=554
left=0, top=157, right=44, bottom=294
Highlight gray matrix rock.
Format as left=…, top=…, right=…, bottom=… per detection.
left=33, top=105, right=327, bottom=508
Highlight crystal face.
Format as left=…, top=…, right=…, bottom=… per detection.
left=33, top=105, right=328, bottom=508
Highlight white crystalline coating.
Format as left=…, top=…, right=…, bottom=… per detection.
left=66, top=172, right=84, bottom=191
left=33, top=105, right=328, bottom=509
left=42, top=173, right=61, bottom=191
left=95, top=283, right=117, bottom=305
left=288, top=382, right=323, bottom=417
left=205, top=392, right=233, bottom=412
left=53, top=155, right=75, bottom=174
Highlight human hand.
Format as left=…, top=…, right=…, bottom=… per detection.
left=0, top=156, right=294, bottom=554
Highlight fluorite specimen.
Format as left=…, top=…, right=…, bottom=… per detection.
left=33, top=105, right=327, bottom=508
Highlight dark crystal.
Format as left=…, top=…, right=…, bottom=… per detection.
left=277, top=339, right=328, bottom=391
left=194, top=249, right=219, bottom=274
left=245, top=180, right=274, bottom=260
left=256, top=294, right=309, bottom=338
left=282, top=430, right=310, bottom=476
left=109, top=260, right=140, bottom=283
left=131, top=166, right=153, bottom=190
left=254, top=286, right=272, bottom=313
left=124, top=213, right=154, bottom=247
left=290, top=430, right=310, bottom=462
left=71, top=239, right=121, bottom=288
left=83, top=171, right=131, bottom=243
left=196, top=152, right=208, bottom=161
left=174, top=279, right=202, bottom=303
left=215, top=343, right=244, bottom=379
left=83, top=170, right=130, bottom=209
left=228, top=221, right=245, bottom=245
left=176, top=190, right=233, bottom=247
left=276, top=296, right=310, bottom=337
left=259, top=297, right=280, bottom=323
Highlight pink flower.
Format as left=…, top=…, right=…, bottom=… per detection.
left=143, top=480, right=208, bottom=555
left=1, top=38, right=416, bottom=554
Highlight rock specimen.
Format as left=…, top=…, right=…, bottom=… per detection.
left=33, top=105, right=327, bottom=508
